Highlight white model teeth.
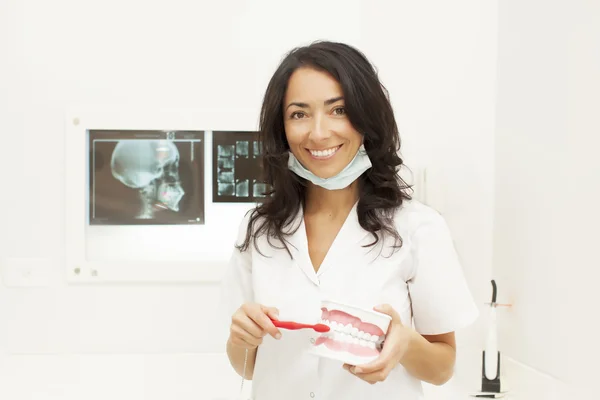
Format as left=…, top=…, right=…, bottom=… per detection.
left=309, top=146, right=339, bottom=158
left=327, top=332, right=379, bottom=348
left=320, top=319, right=382, bottom=344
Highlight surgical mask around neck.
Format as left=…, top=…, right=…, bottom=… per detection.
left=287, top=144, right=372, bottom=190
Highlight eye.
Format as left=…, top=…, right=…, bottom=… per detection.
left=290, top=111, right=306, bottom=119
left=332, top=107, right=346, bottom=116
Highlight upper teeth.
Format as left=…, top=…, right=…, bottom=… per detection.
left=321, top=320, right=382, bottom=343
left=310, top=146, right=339, bottom=157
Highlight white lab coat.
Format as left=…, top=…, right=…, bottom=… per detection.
left=220, top=199, right=478, bottom=400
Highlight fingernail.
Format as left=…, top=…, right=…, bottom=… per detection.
left=275, top=333, right=281, bottom=339
left=354, top=367, right=362, bottom=373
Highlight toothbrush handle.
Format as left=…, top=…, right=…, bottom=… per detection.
left=271, top=320, right=310, bottom=330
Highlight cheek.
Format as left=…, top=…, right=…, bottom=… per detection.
left=284, top=125, right=307, bottom=147
left=334, top=118, right=355, bottom=131
left=332, top=120, right=362, bottom=144
left=347, top=130, right=363, bottom=146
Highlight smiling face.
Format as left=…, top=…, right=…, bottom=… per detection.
left=283, top=67, right=363, bottom=179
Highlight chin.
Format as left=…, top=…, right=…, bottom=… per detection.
left=308, top=165, right=344, bottom=180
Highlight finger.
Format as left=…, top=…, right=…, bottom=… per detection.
left=343, top=366, right=379, bottom=385
left=343, top=364, right=358, bottom=374
left=230, top=323, right=261, bottom=344
left=352, top=358, right=386, bottom=374
left=248, top=307, right=281, bottom=339
left=261, top=306, right=280, bottom=320
left=229, top=330, right=261, bottom=349
left=233, top=313, right=265, bottom=339
left=238, top=333, right=262, bottom=347
left=352, top=345, right=397, bottom=374
left=231, top=324, right=263, bottom=347
left=373, top=304, right=401, bottom=322
left=354, top=368, right=389, bottom=383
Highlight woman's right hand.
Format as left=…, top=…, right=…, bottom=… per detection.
left=229, top=303, right=282, bottom=349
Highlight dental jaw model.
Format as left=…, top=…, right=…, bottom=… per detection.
left=308, top=300, right=392, bottom=366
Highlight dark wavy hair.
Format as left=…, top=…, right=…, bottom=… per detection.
left=237, top=40, right=413, bottom=257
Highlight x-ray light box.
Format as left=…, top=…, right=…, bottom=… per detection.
left=65, top=108, right=261, bottom=284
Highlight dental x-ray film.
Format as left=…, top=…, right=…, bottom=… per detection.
left=88, top=130, right=205, bottom=225
left=212, top=131, right=270, bottom=203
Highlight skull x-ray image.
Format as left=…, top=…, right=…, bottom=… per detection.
left=212, top=131, right=270, bottom=203
left=89, top=130, right=205, bottom=225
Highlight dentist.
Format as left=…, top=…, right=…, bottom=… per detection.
left=220, top=41, right=478, bottom=400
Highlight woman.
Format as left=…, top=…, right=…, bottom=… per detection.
left=220, top=41, right=478, bottom=399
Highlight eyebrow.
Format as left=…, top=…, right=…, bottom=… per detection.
left=285, top=96, right=344, bottom=110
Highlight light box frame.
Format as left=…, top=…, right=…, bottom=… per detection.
left=64, top=108, right=261, bottom=284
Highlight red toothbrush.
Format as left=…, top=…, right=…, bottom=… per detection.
left=270, top=318, right=330, bottom=333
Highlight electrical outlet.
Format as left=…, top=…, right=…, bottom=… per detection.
left=0, top=257, right=51, bottom=287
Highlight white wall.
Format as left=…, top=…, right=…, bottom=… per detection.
left=359, top=4, right=498, bottom=349
left=0, top=1, right=497, bottom=399
left=493, top=0, right=599, bottom=397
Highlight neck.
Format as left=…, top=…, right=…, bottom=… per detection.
left=304, top=181, right=359, bottom=216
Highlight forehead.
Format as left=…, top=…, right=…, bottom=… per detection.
left=285, top=67, right=343, bottom=103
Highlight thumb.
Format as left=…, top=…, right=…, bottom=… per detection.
left=254, top=305, right=281, bottom=339
left=262, top=305, right=280, bottom=320
left=374, top=304, right=401, bottom=323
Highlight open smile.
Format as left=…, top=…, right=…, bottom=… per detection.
left=306, top=144, right=342, bottom=160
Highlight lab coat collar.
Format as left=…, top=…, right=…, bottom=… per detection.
left=284, top=201, right=370, bottom=285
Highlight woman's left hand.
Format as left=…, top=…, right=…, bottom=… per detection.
left=343, top=304, right=414, bottom=384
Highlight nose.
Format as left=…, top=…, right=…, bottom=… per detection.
left=308, top=114, right=332, bottom=141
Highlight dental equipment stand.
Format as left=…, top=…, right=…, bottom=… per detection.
left=471, top=280, right=511, bottom=398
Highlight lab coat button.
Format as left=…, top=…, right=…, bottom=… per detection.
left=310, top=392, right=315, bottom=398
left=310, top=338, right=315, bottom=344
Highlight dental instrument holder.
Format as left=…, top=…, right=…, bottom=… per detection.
left=479, top=280, right=511, bottom=395
left=481, top=351, right=502, bottom=393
